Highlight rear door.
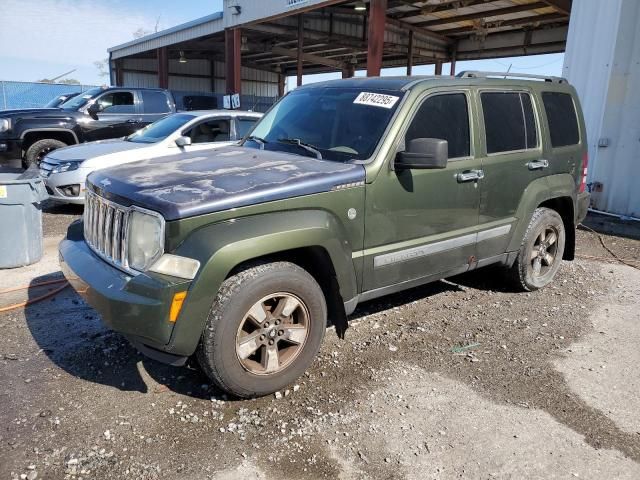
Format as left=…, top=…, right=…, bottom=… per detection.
left=139, top=90, right=173, bottom=127
left=475, top=89, right=545, bottom=261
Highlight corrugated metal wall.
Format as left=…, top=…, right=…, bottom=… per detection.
left=120, top=58, right=278, bottom=97
left=564, top=0, right=640, bottom=217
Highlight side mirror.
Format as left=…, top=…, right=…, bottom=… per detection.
left=87, top=102, right=101, bottom=119
left=175, top=136, right=192, bottom=147
left=395, top=138, right=448, bottom=170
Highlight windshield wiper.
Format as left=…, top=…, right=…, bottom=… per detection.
left=277, top=138, right=322, bottom=159
left=246, top=135, right=267, bottom=150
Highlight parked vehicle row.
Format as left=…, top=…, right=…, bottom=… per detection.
left=0, top=87, right=179, bottom=168
left=58, top=73, right=590, bottom=399
left=39, top=110, right=262, bottom=204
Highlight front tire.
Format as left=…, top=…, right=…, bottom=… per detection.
left=508, top=207, right=566, bottom=291
left=196, top=261, right=327, bottom=398
left=23, top=138, right=67, bottom=169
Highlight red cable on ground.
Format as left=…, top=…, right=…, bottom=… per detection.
left=0, top=279, right=69, bottom=313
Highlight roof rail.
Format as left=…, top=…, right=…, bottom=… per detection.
left=456, top=70, right=567, bottom=84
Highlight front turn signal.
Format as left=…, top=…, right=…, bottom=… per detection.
left=169, top=291, right=187, bottom=323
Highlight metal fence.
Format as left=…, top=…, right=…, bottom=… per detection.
left=0, top=80, right=99, bottom=110
left=0, top=80, right=277, bottom=112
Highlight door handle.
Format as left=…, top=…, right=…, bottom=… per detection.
left=527, top=159, right=549, bottom=170
left=456, top=169, right=485, bottom=183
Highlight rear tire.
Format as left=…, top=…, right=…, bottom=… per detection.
left=23, top=138, right=67, bottom=169
left=507, top=207, right=566, bottom=291
left=196, top=261, right=327, bottom=398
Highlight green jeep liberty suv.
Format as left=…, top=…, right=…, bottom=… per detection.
left=60, top=72, right=590, bottom=398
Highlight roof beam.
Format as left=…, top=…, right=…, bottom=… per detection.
left=439, top=12, right=567, bottom=35
left=414, top=2, right=551, bottom=28
left=385, top=17, right=453, bottom=45
left=271, top=46, right=345, bottom=69
left=540, top=0, right=571, bottom=15
left=391, top=0, right=493, bottom=20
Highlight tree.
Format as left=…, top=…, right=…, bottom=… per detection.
left=94, top=59, right=109, bottom=79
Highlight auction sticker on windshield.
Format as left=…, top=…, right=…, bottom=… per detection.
left=353, top=92, right=399, bottom=109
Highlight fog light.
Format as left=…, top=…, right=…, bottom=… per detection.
left=169, top=291, right=187, bottom=323
left=60, top=184, right=81, bottom=197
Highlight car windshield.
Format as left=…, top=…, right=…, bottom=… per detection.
left=244, top=87, right=404, bottom=161
left=126, top=113, right=196, bottom=144
left=45, top=93, right=78, bottom=108
left=59, top=87, right=104, bottom=110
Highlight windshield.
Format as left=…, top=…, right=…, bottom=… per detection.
left=244, top=87, right=404, bottom=161
left=126, top=113, right=195, bottom=144
left=60, top=87, right=104, bottom=110
left=45, top=93, right=78, bottom=108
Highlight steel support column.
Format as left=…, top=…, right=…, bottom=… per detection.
left=435, top=60, right=443, bottom=75
left=406, top=30, right=414, bottom=76
left=367, top=0, right=387, bottom=77
left=225, top=28, right=242, bottom=94
left=157, top=47, right=168, bottom=89
left=297, top=15, right=304, bottom=86
left=278, top=73, right=286, bottom=97
left=114, top=59, right=124, bottom=87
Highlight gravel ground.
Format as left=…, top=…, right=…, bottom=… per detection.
left=1, top=211, right=639, bottom=479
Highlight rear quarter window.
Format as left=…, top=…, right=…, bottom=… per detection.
left=542, top=92, right=580, bottom=147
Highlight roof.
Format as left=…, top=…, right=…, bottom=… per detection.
left=179, top=109, right=264, bottom=117
left=108, top=12, right=224, bottom=59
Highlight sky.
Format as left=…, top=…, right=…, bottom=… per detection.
left=0, top=0, right=223, bottom=85
left=0, top=0, right=563, bottom=87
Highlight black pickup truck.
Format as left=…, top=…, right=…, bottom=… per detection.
left=0, top=87, right=178, bottom=168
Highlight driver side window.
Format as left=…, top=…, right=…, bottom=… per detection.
left=405, top=93, right=470, bottom=159
left=96, top=91, right=135, bottom=114
left=185, top=119, right=231, bottom=144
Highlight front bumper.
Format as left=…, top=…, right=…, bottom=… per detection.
left=576, top=191, right=590, bottom=224
left=0, top=138, right=21, bottom=161
left=42, top=168, right=90, bottom=204
left=59, top=220, right=192, bottom=363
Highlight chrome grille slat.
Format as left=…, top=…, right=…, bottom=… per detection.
left=83, top=190, right=132, bottom=274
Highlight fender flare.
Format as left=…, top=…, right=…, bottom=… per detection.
left=166, top=209, right=358, bottom=355
left=508, top=174, right=577, bottom=252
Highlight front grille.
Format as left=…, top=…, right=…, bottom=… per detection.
left=84, top=190, right=131, bottom=272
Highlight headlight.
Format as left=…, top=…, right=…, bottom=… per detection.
left=0, top=118, right=10, bottom=132
left=127, top=208, right=165, bottom=271
left=51, top=161, right=81, bottom=174
left=149, top=254, right=200, bottom=279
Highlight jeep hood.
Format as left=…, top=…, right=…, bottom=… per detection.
left=47, top=139, right=149, bottom=162
left=88, top=147, right=365, bottom=221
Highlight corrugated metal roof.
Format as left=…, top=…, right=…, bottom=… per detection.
left=109, top=12, right=224, bottom=59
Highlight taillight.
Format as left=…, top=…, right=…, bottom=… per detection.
left=579, top=151, right=588, bottom=193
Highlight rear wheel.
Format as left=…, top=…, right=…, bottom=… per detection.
left=508, top=207, right=566, bottom=291
left=23, top=138, right=67, bottom=169
left=196, top=261, right=327, bottom=398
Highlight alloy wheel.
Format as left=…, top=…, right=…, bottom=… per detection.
left=530, top=226, right=559, bottom=277
left=235, top=292, right=310, bottom=375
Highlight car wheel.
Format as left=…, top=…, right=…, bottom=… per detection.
left=23, top=139, right=67, bottom=169
left=196, top=261, right=327, bottom=398
left=508, top=207, right=566, bottom=291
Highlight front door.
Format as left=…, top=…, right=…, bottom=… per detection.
left=362, top=90, right=482, bottom=292
left=82, top=90, right=140, bottom=141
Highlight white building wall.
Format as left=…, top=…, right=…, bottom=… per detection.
left=563, top=0, right=640, bottom=217
left=121, top=58, right=278, bottom=97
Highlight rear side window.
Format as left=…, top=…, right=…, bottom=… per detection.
left=405, top=93, right=470, bottom=158
left=481, top=92, right=538, bottom=154
left=542, top=92, right=580, bottom=147
left=236, top=118, right=258, bottom=139
left=141, top=90, right=171, bottom=114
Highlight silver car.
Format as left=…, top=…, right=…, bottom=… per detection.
left=40, top=110, right=262, bottom=204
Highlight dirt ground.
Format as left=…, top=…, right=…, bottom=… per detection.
left=1, top=209, right=639, bottom=480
